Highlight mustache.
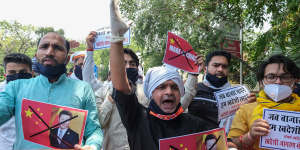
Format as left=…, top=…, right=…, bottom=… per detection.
left=162, top=95, right=176, bottom=103
left=41, top=56, right=59, bottom=65
left=216, top=72, right=225, bottom=77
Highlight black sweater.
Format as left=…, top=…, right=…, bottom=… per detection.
left=113, top=89, right=217, bottom=150
left=188, top=83, right=221, bottom=126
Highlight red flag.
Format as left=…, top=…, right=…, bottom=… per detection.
left=21, top=98, right=88, bottom=148
left=163, top=32, right=199, bottom=74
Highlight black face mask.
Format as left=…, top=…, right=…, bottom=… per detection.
left=206, top=73, right=228, bottom=88
left=126, top=68, right=139, bottom=84
left=74, top=65, right=83, bottom=80
left=36, top=62, right=67, bottom=80
left=6, top=73, right=32, bottom=83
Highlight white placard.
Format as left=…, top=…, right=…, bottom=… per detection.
left=214, top=85, right=250, bottom=121
left=94, top=27, right=130, bottom=50
left=260, top=109, right=300, bottom=150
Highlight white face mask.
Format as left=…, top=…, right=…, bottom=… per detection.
left=264, top=84, right=293, bottom=102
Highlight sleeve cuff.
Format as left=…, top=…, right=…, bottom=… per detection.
left=87, top=48, right=94, bottom=51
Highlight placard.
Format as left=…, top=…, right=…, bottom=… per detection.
left=163, top=32, right=199, bottom=74
left=159, top=128, right=227, bottom=150
left=260, top=109, right=300, bottom=150
left=21, top=98, right=88, bottom=149
left=214, top=85, right=250, bottom=121
left=94, top=27, right=130, bottom=50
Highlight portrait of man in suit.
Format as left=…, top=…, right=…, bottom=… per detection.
left=49, top=110, right=79, bottom=149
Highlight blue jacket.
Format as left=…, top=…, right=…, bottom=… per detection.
left=0, top=74, right=103, bottom=150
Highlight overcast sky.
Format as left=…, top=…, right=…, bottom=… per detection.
left=0, top=0, right=110, bottom=40
left=0, top=0, right=271, bottom=41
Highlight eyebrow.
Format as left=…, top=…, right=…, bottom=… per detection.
left=39, top=42, right=66, bottom=50
left=265, top=73, right=289, bottom=76
left=213, top=62, right=228, bottom=65
left=8, top=70, right=17, bottom=73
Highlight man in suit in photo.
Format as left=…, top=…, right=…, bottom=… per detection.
left=49, top=110, right=79, bottom=149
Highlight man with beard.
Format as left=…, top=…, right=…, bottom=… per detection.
left=0, top=53, right=33, bottom=150
left=188, top=50, right=256, bottom=133
left=0, top=32, right=102, bottom=150
left=109, top=0, right=217, bottom=149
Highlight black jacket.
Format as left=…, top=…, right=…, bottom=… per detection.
left=49, top=128, right=79, bottom=149
left=113, top=89, right=216, bottom=150
left=188, top=83, right=221, bottom=126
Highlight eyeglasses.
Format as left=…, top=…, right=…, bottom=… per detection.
left=264, top=73, right=294, bottom=83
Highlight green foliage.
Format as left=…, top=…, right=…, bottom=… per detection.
left=0, top=20, right=36, bottom=61
left=120, top=0, right=300, bottom=89
left=35, top=27, right=65, bottom=39
left=0, top=67, right=4, bottom=82
left=94, top=49, right=110, bottom=81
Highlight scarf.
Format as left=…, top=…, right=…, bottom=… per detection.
left=148, top=100, right=183, bottom=120
left=250, top=90, right=300, bottom=124
left=202, top=75, right=231, bottom=90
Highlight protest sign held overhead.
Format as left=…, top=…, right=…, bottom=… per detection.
left=21, top=99, right=88, bottom=149
left=159, top=128, right=227, bottom=150
left=215, top=85, right=250, bottom=121
left=93, top=27, right=130, bottom=50
left=260, top=109, right=300, bottom=150
left=163, top=32, right=199, bottom=74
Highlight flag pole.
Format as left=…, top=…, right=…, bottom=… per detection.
left=239, top=25, right=243, bottom=85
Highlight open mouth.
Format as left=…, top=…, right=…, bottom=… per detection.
left=162, top=99, right=175, bottom=108
left=162, top=99, right=174, bottom=103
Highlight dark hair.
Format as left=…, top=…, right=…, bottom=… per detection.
left=59, top=110, right=72, bottom=118
left=205, top=50, right=231, bottom=66
left=124, top=48, right=139, bottom=67
left=257, top=54, right=300, bottom=81
left=3, top=53, right=32, bottom=71
left=37, top=33, right=70, bottom=52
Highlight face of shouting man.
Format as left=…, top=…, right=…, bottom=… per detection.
left=151, top=80, right=181, bottom=113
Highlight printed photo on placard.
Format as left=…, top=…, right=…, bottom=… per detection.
left=21, top=98, right=88, bottom=149
left=159, top=128, right=227, bottom=150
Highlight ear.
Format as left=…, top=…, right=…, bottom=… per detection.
left=204, top=66, right=207, bottom=74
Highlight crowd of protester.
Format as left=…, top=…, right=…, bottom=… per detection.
left=0, top=0, right=299, bottom=150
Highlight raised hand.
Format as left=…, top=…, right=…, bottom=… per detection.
left=195, top=54, right=204, bottom=73
left=69, top=40, right=80, bottom=49
left=86, top=31, right=97, bottom=50
left=110, top=0, right=130, bottom=42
